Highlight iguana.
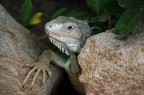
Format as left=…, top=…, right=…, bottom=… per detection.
left=23, top=16, right=91, bottom=95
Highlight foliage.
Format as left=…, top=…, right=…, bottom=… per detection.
left=27, top=12, right=43, bottom=25
left=51, top=8, right=67, bottom=19
left=19, top=0, right=144, bottom=39
left=115, top=0, right=144, bottom=39
left=20, top=0, right=33, bottom=24
left=86, top=0, right=122, bottom=21
left=20, top=0, right=67, bottom=25
left=64, top=8, right=93, bottom=19
left=86, top=0, right=144, bottom=39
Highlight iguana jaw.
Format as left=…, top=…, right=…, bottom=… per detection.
left=45, top=28, right=82, bottom=53
left=49, top=36, right=70, bottom=55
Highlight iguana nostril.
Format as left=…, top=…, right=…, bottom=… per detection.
left=45, top=28, right=48, bottom=32
left=68, top=26, right=73, bottom=30
left=50, top=25, right=52, bottom=28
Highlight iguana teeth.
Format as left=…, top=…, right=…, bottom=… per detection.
left=56, top=42, right=59, bottom=47
left=51, top=40, right=53, bottom=43
left=65, top=50, right=69, bottom=55
left=49, top=37, right=69, bottom=55
left=61, top=47, right=65, bottom=53
left=62, top=48, right=69, bottom=55
left=60, top=47, right=63, bottom=52
left=58, top=46, right=62, bottom=51
left=50, top=39, right=53, bottom=43
left=54, top=42, right=57, bottom=46
left=49, top=38, right=52, bottom=42
left=58, top=44, right=61, bottom=49
left=55, top=42, right=59, bottom=47
left=53, top=40, right=56, bottom=44
left=54, top=43, right=57, bottom=46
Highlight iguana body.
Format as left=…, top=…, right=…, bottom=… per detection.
left=23, top=16, right=91, bottom=95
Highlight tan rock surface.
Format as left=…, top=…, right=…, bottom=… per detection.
left=0, top=5, right=44, bottom=95
left=0, top=5, right=63, bottom=95
left=78, top=27, right=144, bottom=95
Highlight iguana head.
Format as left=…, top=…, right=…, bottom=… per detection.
left=45, top=16, right=91, bottom=55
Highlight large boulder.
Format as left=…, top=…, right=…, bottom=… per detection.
left=0, top=5, right=63, bottom=95
left=78, top=26, right=144, bottom=95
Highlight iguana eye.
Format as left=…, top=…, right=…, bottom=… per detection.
left=67, top=25, right=73, bottom=30
left=50, top=25, right=52, bottom=28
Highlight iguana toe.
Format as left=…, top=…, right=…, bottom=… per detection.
left=22, top=60, right=51, bottom=88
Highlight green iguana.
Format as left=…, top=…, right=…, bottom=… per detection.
left=23, top=16, right=91, bottom=95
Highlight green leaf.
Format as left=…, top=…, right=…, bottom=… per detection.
left=86, top=0, right=102, bottom=15
left=85, top=0, right=122, bottom=21
left=115, top=8, right=144, bottom=39
left=117, top=0, right=144, bottom=8
left=115, top=0, right=144, bottom=39
left=20, top=0, right=33, bottom=23
left=52, top=8, right=67, bottom=19
left=98, top=11, right=110, bottom=21
left=64, top=9, right=92, bottom=19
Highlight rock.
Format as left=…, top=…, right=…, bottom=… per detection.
left=78, top=26, right=144, bottom=95
left=0, top=5, right=63, bottom=95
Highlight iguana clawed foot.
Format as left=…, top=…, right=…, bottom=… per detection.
left=22, top=51, right=51, bottom=88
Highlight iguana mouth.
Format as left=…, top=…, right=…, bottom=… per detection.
left=45, top=29, right=70, bottom=55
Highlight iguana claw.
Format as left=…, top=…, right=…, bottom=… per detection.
left=22, top=58, right=51, bottom=88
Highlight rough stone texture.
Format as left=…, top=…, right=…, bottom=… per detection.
left=0, top=5, right=63, bottom=95
left=78, top=26, right=144, bottom=95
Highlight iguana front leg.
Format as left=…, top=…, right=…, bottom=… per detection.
left=23, top=50, right=84, bottom=94
left=22, top=50, right=51, bottom=88
left=22, top=50, right=67, bottom=87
